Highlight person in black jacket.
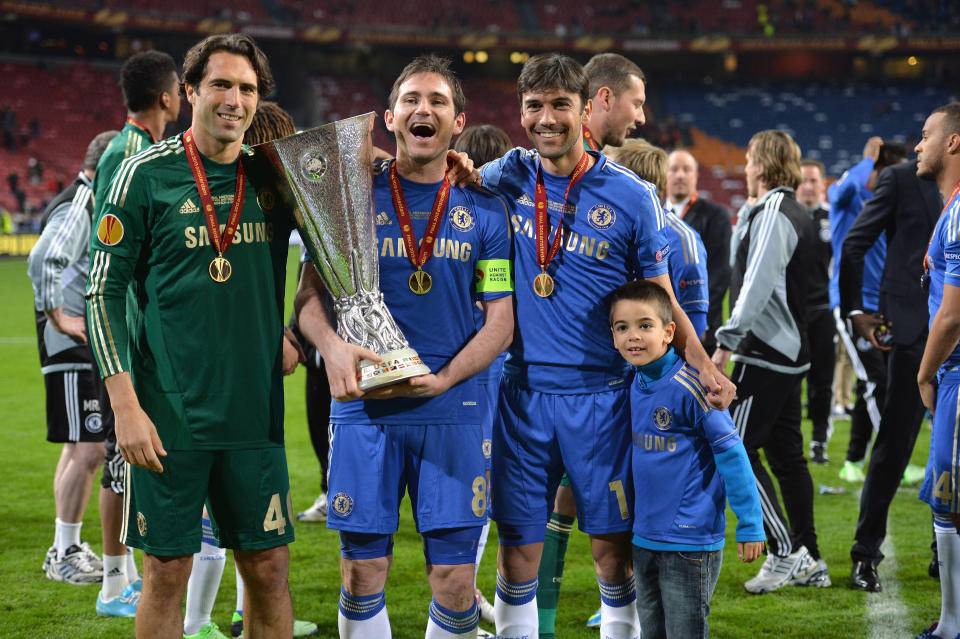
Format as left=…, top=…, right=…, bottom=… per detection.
left=796, top=159, right=835, bottom=464
left=713, top=130, right=828, bottom=594
left=666, top=149, right=732, bottom=353
left=839, top=158, right=942, bottom=592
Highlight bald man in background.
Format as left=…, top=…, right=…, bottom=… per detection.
left=665, top=150, right=732, bottom=351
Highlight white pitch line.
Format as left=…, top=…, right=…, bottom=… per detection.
left=867, top=537, right=911, bottom=639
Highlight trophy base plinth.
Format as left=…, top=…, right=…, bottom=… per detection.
left=357, top=347, right=431, bottom=391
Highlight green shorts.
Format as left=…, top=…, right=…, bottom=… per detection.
left=122, top=446, right=294, bottom=556
left=559, top=472, right=571, bottom=488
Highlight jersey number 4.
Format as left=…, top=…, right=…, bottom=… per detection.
left=263, top=492, right=290, bottom=536
left=933, top=470, right=954, bottom=505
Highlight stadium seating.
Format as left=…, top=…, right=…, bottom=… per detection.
left=660, top=80, right=954, bottom=206
left=0, top=61, right=124, bottom=216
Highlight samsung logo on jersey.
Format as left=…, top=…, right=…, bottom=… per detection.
left=184, top=222, right=273, bottom=248
left=511, top=214, right=611, bottom=261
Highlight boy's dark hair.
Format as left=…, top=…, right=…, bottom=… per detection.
left=454, top=124, right=512, bottom=167
left=388, top=54, right=466, bottom=115
left=180, top=33, right=274, bottom=99
left=120, top=50, right=178, bottom=112
left=609, top=279, right=673, bottom=326
left=517, top=53, right=589, bottom=111
left=584, top=53, right=645, bottom=99
left=876, top=141, right=908, bottom=171
left=244, top=101, right=295, bottom=146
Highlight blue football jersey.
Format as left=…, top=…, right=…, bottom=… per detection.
left=630, top=358, right=742, bottom=546
left=827, top=157, right=886, bottom=311
left=927, top=190, right=960, bottom=374
left=330, top=161, right=512, bottom=425
left=480, top=148, right=669, bottom=392
left=664, top=210, right=709, bottom=336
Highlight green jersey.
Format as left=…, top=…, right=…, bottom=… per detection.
left=92, top=120, right=155, bottom=213
left=86, top=133, right=293, bottom=450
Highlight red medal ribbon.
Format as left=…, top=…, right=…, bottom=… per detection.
left=582, top=125, right=600, bottom=151
left=534, top=150, right=591, bottom=273
left=183, top=128, right=246, bottom=259
left=678, top=190, right=699, bottom=218
left=388, top=161, right=450, bottom=269
left=924, top=180, right=960, bottom=273
left=127, top=117, right=157, bottom=144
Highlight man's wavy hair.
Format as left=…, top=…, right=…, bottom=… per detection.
left=749, top=129, right=802, bottom=190
left=180, top=33, right=274, bottom=99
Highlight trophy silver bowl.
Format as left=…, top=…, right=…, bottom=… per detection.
left=243, top=112, right=430, bottom=390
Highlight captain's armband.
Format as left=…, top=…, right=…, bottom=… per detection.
left=475, top=259, right=513, bottom=294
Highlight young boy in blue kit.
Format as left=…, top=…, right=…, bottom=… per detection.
left=610, top=280, right=765, bottom=638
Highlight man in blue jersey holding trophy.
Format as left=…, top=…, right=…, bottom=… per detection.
left=296, top=55, right=514, bottom=639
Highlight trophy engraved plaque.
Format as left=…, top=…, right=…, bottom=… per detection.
left=243, top=112, right=430, bottom=390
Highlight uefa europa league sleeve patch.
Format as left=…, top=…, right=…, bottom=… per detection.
left=96, top=214, right=125, bottom=246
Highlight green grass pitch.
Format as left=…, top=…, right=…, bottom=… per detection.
left=0, top=249, right=943, bottom=637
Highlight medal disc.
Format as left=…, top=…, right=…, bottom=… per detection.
left=533, top=272, right=554, bottom=298
left=409, top=269, right=433, bottom=295
left=209, top=256, right=232, bottom=283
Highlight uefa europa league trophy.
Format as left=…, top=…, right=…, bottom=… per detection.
left=243, top=112, right=430, bottom=390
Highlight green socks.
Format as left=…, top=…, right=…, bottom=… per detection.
left=537, top=512, right=575, bottom=637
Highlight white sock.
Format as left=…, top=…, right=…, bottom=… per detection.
left=935, top=516, right=960, bottom=638
left=101, top=555, right=128, bottom=600
left=56, top=519, right=81, bottom=557
left=183, top=529, right=227, bottom=635
left=126, top=547, right=139, bottom=582
left=494, top=574, right=538, bottom=639
left=474, top=520, right=490, bottom=584
left=425, top=598, right=479, bottom=638
left=52, top=519, right=61, bottom=552
left=598, top=576, right=640, bottom=639
left=338, top=588, right=391, bottom=638
left=235, top=563, right=245, bottom=616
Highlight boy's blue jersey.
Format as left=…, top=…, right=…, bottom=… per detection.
left=827, top=157, right=886, bottom=311
left=926, top=189, right=960, bottom=374
left=480, top=148, right=669, bottom=392
left=330, top=161, right=512, bottom=425
left=664, top=210, right=709, bottom=337
left=629, top=358, right=743, bottom=546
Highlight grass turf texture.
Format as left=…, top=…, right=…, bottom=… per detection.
left=0, top=250, right=942, bottom=638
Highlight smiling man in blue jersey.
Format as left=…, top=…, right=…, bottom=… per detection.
left=476, top=53, right=734, bottom=639
left=296, top=55, right=514, bottom=639
left=915, top=102, right=960, bottom=639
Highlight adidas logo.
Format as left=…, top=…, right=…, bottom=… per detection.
left=375, top=211, right=391, bottom=226
left=180, top=198, right=200, bottom=214
left=517, top=193, right=534, bottom=207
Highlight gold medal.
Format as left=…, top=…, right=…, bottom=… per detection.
left=209, top=255, right=232, bottom=283
left=409, top=269, right=433, bottom=295
left=533, top=272, right=554, bottom=298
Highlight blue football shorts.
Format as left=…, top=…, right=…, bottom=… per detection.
left=490, top=378, right=633, bottom=535
left=326, top=422, right=487, bottom=534
left=920, top=368, right=960, bottom=515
